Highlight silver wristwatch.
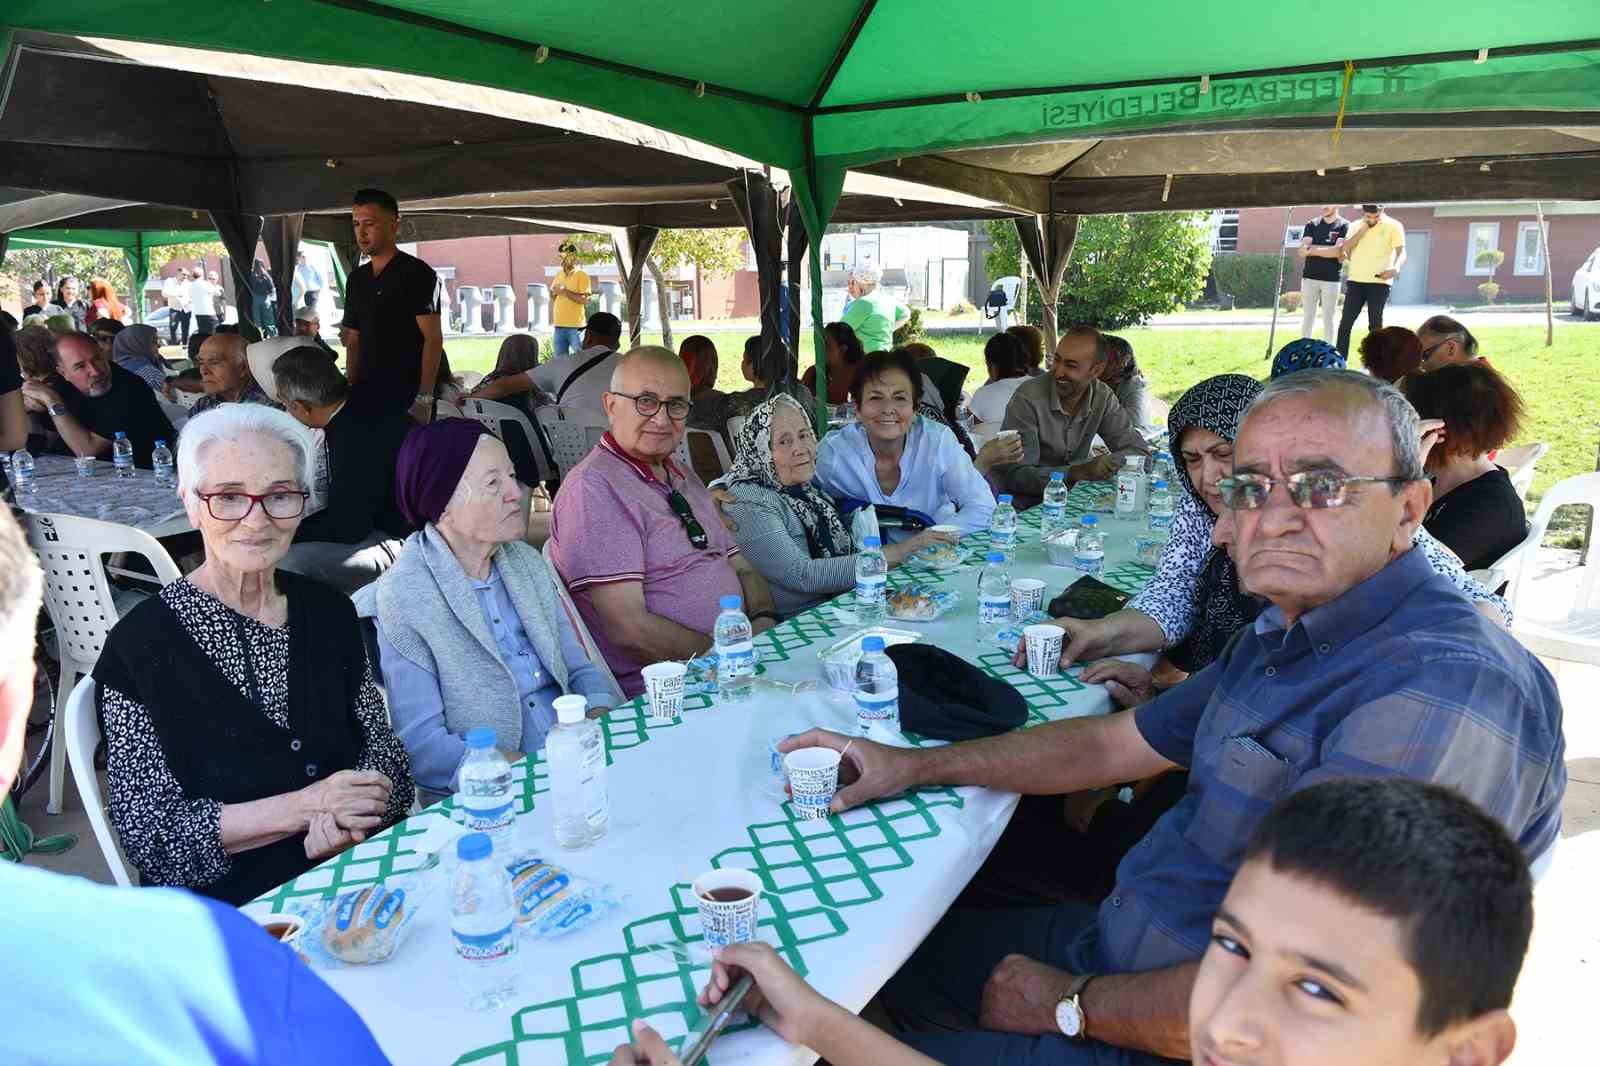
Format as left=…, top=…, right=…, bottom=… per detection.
left=47, top=402, right=68, bottom=418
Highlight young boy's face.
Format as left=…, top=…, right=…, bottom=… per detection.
left=1189, top=858, right=1503, bottom=1066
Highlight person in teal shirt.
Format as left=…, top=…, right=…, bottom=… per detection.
left=839, top=267, right=908, bottom=354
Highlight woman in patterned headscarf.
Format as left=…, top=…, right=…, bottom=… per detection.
left=1269, top=337, right=1346, bottom=379
left=721, top=393, right=956, bottom=618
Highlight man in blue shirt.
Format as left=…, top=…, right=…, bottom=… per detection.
left=781, top=369, right=1565, bottom=1065
left=0, top=508, right=389, bottom=1065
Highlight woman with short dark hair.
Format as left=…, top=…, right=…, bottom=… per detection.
left=1359, top=326, right=1423, bottom=383
left=1401, top=363, right=1528, bottom=572
left=802, top=322, right=865, bottom=405
left=968, top=332, right=1031, bottom=426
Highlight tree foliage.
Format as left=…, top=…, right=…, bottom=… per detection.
left=4, top=247, right=133, bottom=298
left=149, top=241, right=227, bottom=273
left=985, top=212, right=1214, bottom=330
left=565, top=228, right=746, bottom=347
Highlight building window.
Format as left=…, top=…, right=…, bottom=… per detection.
left=1284, top=224, right=1306, bottom=248
left=1513, top=221, right=1546, bottom=276
left=1210, top=209, right=1239, bottom=253
left=1464, top=222, right=1501, bottom=276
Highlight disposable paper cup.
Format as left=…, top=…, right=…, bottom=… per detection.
left=249, top=911, right=306, bottom=947
left=641, top=661, right=687, bottom=719
left=929, top=524, right=962, bottom=536
left=995, top=429, right=1021, bottom=444
left=1023, top=624, right=1065, bottom=678
left=692, top=867, right=764, bottom=949
left=1010, top=578, right=1046, bottom=622
left=783, top=747, right=842, bottom=820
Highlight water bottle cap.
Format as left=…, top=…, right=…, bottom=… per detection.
left=114, top=431, right=127, bottom=440
left=862, top=535, right=881, bottom=548
left=1153, top=479, right=1168, bottom=489
left=1048, top=471, right=1064, bottom=482
left=1081, top=514, right=1098, bottom=526
left=457, top=832, right=492, bottom=862
left=997, top=494, right=1013, bottom=504
left=862, top=636, right=886, bottom=652
left=464, top=726, right=497, bottom=749
left=986, top=551, right=1005, bottom=563
left=553, top=694, right=587, bottom=724
left=719, top=595, right=742, bottom=611
left=155, top=440, right=167, bottom=447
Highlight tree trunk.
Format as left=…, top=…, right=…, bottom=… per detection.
left=646, top=258, right=672, bottom=350
left=1537, top=201, right=1554, bottom=347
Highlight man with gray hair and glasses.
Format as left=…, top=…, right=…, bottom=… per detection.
left=779, top=368, right=1565, bottom=1066
left=1416, top=313, right=1483, bottom=371
left=0, top=507, right=389, bottom=1063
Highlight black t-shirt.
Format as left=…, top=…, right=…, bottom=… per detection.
left=342, top=250, right=442, bottom=412
left=1301, top=216, right=1349, bottom=282
left=53, top=364, right=176, bottom=470
left=0, top=326, right=20, bottom=495
left=1424, top=465, right=1526, bottom=573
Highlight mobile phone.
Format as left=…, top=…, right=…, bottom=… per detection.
left=679, top=974, right=754, bottom=1066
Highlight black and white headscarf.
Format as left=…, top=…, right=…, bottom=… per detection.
left=727, top=393, right=855, bottom=559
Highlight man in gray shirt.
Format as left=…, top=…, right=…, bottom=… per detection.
left=997, top=325, right=1149, bottom=500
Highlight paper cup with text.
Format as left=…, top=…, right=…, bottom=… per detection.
left=641, top=661, right=687, bottom=719
left=692, top=867, right=764, bottom=949
left=1023, top=624, right=1066, bottom=679
left=783, top=746, right=842, bottom=820
left=1010, top=578, right=1047, bottom=623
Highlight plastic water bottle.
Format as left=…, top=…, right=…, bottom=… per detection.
left=1150, top=451, right=1175, bottom=487
left=713, top=595, right=756, bottom=702
left=450, top=832, right=519, bottom=1011
left=989, top=494, right=1018, bottom=561
left=854, top=636, right=899, bottom=736
left=1115, top=455, right=1145, bottom=517
left=112, top=431, right=135, bottom=479
left=1040, top=472, right=1069, bottom=541
left=853, top=537, right=887, bottom=625
left=1073, top=515, right=1105, bottom=576
left=977, top=551, right=1012, bottom=644
left=151, top=439, right=176, bottom=488
left=1148, top=479, right=1175, bottom=532
left=455, top=727, right=516, bottom=850
left=9, top=448, right=35, bottom=495
left=547, top=694, right=608, bottom=848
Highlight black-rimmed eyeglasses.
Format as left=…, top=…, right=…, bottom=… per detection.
left=610, top=390, right=691, bottom=422
left=1217, top=471, right=1417, bottom=511
left=194, top=490, right=309, bottom=521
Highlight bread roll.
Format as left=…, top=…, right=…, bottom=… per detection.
left=322, top=885, right=408, bottom=963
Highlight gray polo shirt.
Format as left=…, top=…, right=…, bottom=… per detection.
left=996, top=373, right=1149, bottom=496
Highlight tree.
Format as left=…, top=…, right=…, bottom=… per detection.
left=149, top=241, right=227, bottom=273
left=566, top=228, right=746, bottom=348
left=1475, top=248, right=1506, bottom=305
left=4, top=246, right=133, bottom=303
left=985, top=211, right=1214, bottom=330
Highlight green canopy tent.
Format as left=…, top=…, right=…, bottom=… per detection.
left=8, top=1, right=1600, bottom=411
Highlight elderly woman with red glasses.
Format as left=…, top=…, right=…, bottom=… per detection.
left=93, top=404, right=413, bottom=904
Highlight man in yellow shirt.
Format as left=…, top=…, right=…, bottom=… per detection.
left=550, top=241, right=594, bottom=357
left=1335, top=203, right=1406, bottom=356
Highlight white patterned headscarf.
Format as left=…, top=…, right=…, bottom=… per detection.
left=726, top=394, right=854, bottom=558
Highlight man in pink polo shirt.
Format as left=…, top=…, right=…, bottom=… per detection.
left=549, top=346, right=778, bottom=697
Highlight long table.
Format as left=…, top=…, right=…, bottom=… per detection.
left=12, top=454, right=191, bottom=537
left=253, top=485, right=1158, bottom=1065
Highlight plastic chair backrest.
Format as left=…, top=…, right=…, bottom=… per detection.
left=1507, top=472, right=1600, bottom=615
left=535, top=405, right=608, bottom=478
left=684, top=427, right=733, bottom=481
left=462, top=397, right=555, bottom=484
left=540, top=539, right=624, bottom=705
left=726, top=415, right=747, bottom=444
left=64, top=676, right=138, bottom=887
left=433, top=400, right=465, bottom=420
left=172, top=388, right=202, bottom=409
left=456, top=370, right=485, bottom=390
left=1499, top=441, right=1548, bottom=502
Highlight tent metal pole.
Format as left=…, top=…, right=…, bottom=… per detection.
left=1265, top=206, right=1291, bottom=358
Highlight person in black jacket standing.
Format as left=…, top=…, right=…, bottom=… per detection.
left=272, top=345, right=417, bottom=592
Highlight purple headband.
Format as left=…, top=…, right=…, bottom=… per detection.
left=394, top=419, right=493, bottom=527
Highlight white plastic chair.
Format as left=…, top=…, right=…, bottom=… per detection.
left=456, top=370, right=485, bottom=390
left=535, top=405, right=608, bottom=479
left=540, top=540, right=626, bottom=704
left=461, top=397, right=556, bottom=484
left=433, top=400, right=465, bottom=420
left=172, top=388, right=203, bottom=409
left=23, top=513, right=182, bottom=814
left=726, top=415, right=747, bottom=444
left=1507, top=471, right=1600, bottom=665
left=685, top=427, right=733, bottom=479
left=1498, top=442, right=1548, bottom=503
left=64, top=676, right=138, bottom=886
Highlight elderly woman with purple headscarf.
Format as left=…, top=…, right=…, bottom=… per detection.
left=353, top=420, right=615, bottom=801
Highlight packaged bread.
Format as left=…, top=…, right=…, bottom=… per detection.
left=912, top=542, right=964, bottom=570
left=295, top=876, right=429, bottom=968
left=506, top=857, right=620, bottom=939
left=887, top=584, right=959, bottom=622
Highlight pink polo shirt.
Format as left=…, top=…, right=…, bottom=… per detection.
left=549, top=433, right=743, bottom=698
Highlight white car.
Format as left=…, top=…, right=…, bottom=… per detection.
left=1572, top=245, right=1600, bottom=319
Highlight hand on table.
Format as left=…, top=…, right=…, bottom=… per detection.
left=980, top=954, right=1078, bottom=1036
left=299, top=769, right=392, bottom=833
left=886, top=527, right=959, bottom=567
left=1071, top=453, right=1120, bottom=483
left=1080, top=658, right=1158, bottom=708
left=586, top=704, right=613, bottom=720
left=699, top=942, right=833, bottom=1047
left=607, top=1020, right=682, bottom=1065
left=1010, top=617, right=1113, bottom=672
left=305, top=809, right=366, bottom=861
left=778, top=729, right=917, bottom=813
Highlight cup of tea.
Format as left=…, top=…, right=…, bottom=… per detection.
left=1023, top=624, right=1065, bottom=678
left=1010, top=578, right=1046, bottom=623
left=249, top=910, right=307, bottom=947
left=641, top=661, right=688, bottom=719
left=692, top=867, right=763, bottom=949
left=783, top=747, right=842, bottom=820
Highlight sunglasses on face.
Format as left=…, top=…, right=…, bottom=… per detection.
left=1217, top=471, right=1415, bottom=510
left=666, top=489, right=709, bottom=550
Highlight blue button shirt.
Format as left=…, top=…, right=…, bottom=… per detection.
left=1102, top=547, right=1566, bottom=974
left=379, top=562, right=614, bottom=794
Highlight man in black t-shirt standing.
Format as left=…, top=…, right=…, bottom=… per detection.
left=1297, top=205, right=1348, bottom=341
left=341, top=188, right=445, bottom=421
left=20, top=334, right=174, bottom=469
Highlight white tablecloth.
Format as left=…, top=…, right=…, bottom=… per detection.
left=254, top=488, right=1158, bottom=1065
left=13, top=455, right=190, bottom=537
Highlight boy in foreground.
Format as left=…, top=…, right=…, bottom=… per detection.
left=613, top=777, right=1534, bottom=1066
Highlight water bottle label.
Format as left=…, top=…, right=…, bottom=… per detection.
left=855, top=575, right=886, bottom=606
left=1148, top=511, right=1173, bottom=531
left=718, top=640, right=756, bottom=678
left=579, top=742, right=608, bottom=826
left=1115, top=477, right=1139, bottom=513
left=855, top=688, right=898, bottom=730
left=452, top=921, right=517, bottom=962
left=1074, top=550, right=1105, bottom=575
left=990, top=529, right=1014, bottom=550
left=458, top=791, right=515, bottom=833
left=1041, top=502, right=1065, bottom=522
left=978, top=596, right=1010, bottom=625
